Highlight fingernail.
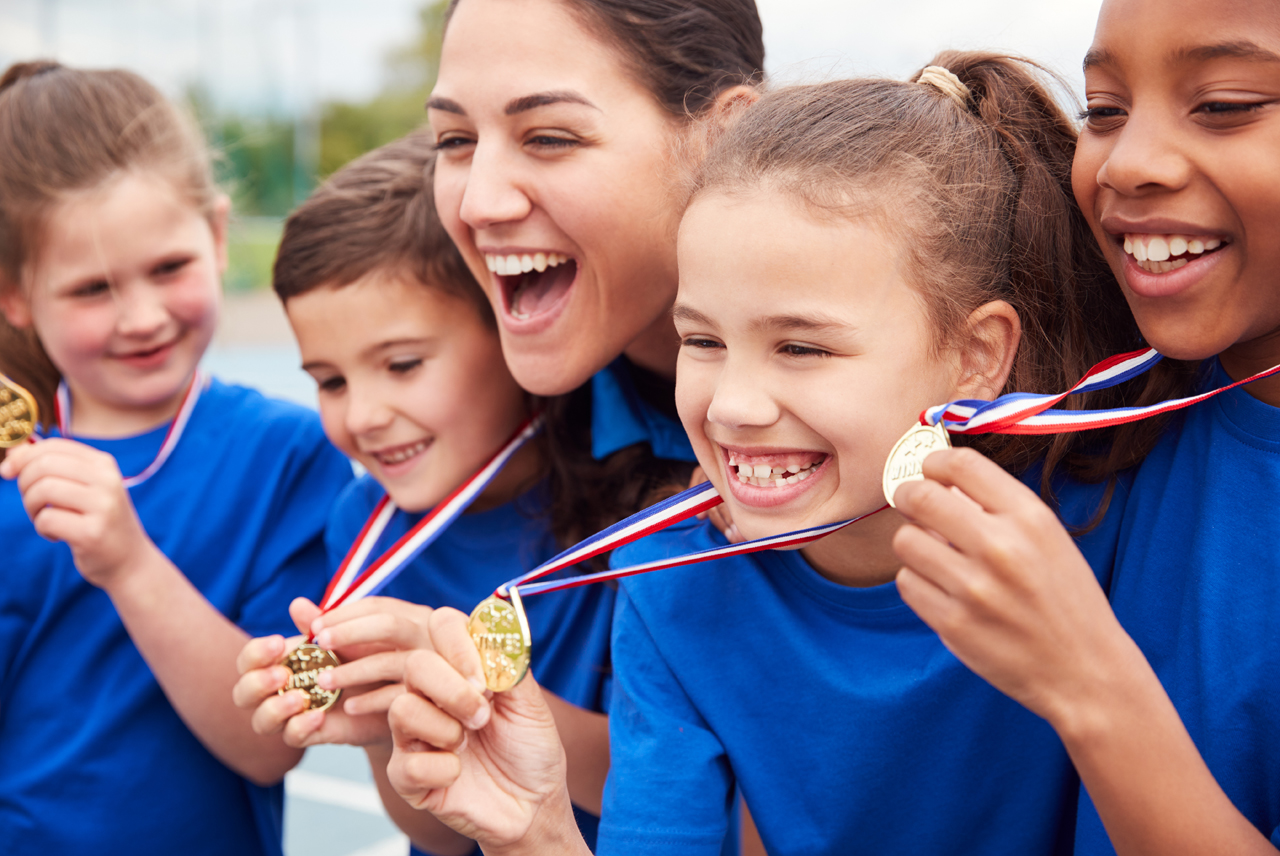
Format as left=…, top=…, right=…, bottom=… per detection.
left=317, top=671, right=334, bottom=690
left=466, top=676, right=486, bottom=694
left=315, top=630, right=332, bottom=648
left=466, top=704, right=490, bottom=731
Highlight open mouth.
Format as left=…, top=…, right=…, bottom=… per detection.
left=485, top=252, right=577, bottom=321
left=369, top=439, right=430, bottom=467
left=1123, top=233, right=1228, bottom=274
left=727, top=450, right=827, bottom=488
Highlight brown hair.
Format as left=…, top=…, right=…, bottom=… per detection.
left=689, top=52, right=1198, bottom=509
left=445, top=0, right=765, bottom=118
left=273, top=127, right=490, bottom=324
left=0, top=60, right=218, bottom=429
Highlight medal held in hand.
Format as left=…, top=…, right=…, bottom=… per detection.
left=468, top=589, right=531, bottom=692
left=883, top=422, right=951, bottom=508
left=0, top=373, right=38, bottom=448
left=280, top=643, right=342, bottom=712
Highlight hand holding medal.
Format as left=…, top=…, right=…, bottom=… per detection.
left=0, top=372, right=39, bottom=448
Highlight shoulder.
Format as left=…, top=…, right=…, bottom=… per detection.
left=1019, top=461, right=1132, bottom=586
left=201, top=378, right=329, bottom=447
left=614, top=519, right=746, bottom=613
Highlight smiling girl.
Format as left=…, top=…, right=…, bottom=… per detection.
left=0, top=62, right=351, bottom=855
left=892, top=1, right=1280, bottom=854
left=378, top=54, right=1149, bottom=856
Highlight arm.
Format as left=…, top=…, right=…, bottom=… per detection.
left=543, top=692, right=609, bottom=815
left=891, top=447, right=1276, bottom=856
left=2, top=439, right=300, bottom=785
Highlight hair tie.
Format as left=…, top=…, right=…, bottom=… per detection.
left=916, top=66, right=970, bottom=108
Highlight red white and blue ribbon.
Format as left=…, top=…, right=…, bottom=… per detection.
left=313, top=415, right=543, bottom=634
left=495, top=480, right=886, bottom=600
left=53, top=370, right=208, bottom=488
left=924, top=347, right=1280, bottom=435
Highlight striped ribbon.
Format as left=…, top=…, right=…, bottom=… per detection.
left=495, top=480, right=886, bottom=600
left=313, top=415, right=542, bottom=637
left=924, top=347, right=1280, bottom=435
left=54, top=371, right=208, bottom=488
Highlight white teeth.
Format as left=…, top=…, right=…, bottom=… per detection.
left=1171, top=258, right=1187, bottom=270
left=752, top=464, right=771, bottom=478
left=1187, top=238, right=1204, bottom=254
left=1168, top=236, right=1188, bottom=256
left=1147, top=237, right=1170, bottom=262
left=1123, top=236, right=1133, bottom=254
left=484, top=252, right=572, bottom=275
left=486, top=256, right=498, bottom=272
left=1205, top=238, right=1221, bottom=250
left=771, top=466, right=787, bottom=475
left=504, top=254, right=520, bottom=273
left=727, top=454, right=737, bottom=466
left=737, top=472, right=748, bottom=482
left=1133, top=240, right=1148, bottom=262
left=520, top=254, right=534, bottom=273
left=797, top=470, right=810, bottom=480
left=377, top=441, right=427, bottom=464
left=786, top=475, right=799, bottom=484
left=533, top=252, right=548, bottom=272
left=786, top=464, right=801, bottom=473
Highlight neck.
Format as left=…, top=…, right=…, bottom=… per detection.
left=63, top=375, right=193, bottom=439
left=799, top=507, right=904, bottom=588
left=1220, top=333, right=1280, bottom=407
left=622, top=311, right=681, bottom=382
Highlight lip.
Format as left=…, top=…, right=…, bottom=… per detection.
left=1116, top=239, right=1231, bottom=301
left=1099, top=214, right=1228, bottom=238
left=112, top=338, right=179, bottom=370
left=364, top=438, right=433, bottom=478
left=717, top=443, right=831, bottom=509
left=477, top=245, right=579, bottom=337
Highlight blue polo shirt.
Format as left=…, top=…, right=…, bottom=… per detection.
left=591, top=358, right=694, bottom=463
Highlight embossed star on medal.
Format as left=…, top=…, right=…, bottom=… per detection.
left=0, top=372, right=39, bottom=448
left=278, top=416, right=545, bottom=710
left=882, top=345, right=1280, bottom=507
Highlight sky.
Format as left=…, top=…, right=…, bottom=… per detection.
left=0, top=0, right=1105, bottom=115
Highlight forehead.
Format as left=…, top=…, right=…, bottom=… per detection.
left=435, top=0, right=639, bottom=107
left=1089, top=0, right=1280, bottom=72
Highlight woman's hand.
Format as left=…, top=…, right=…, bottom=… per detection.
left=890, top=447, right=1131, bottom=728
left=1, top=438, right=154, bottom=586
left=233, top=596, right=433, bottom=748
left=387, top=607, right=587, bottom=854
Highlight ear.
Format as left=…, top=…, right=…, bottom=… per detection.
left=953, top=300, right=1020, bottom=400
left=708, top=84, right=760, bottom=127
left=0, top=282, right=32, bottom=329
left=208, top=193, right=231, bottom=276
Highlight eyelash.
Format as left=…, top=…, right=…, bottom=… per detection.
left=70, top=280, right=111, bottom=299
left=681, top=336, right=722, bottom=350
left=781, top=343, right=831, bottom=358
left=389, top=358, right=423, bottom=374
left=317, top=376, right=345, bottom=393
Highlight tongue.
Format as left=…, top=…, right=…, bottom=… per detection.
left=511, top=262, right=576, bottom=318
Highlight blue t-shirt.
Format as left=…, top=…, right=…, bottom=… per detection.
left=600, top=473, right=1127, bottom=856
left=591, top=357, right=694, bottom=463
left=1075, top=360, right=1280, bottom=852
left=0, top=379, right=352, bottom=856
left=328, top=478, right=615, bottom=855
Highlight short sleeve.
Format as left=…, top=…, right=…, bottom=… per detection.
left=597, top=586, right=733, bottom=856
left=236, top=422, right=353, bottom=638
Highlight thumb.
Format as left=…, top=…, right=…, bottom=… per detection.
left=290, top=597, right=323, bottom=636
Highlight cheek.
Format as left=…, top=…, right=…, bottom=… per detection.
left=317, top=398, right=357, bottom=458
left=168, top=269, right=222, bottom=328
left=675, top=359, right=716, bottom=441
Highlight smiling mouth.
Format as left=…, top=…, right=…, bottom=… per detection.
left=484, top=252, right=577, bottom=320
left=116, top=339, right=178, bottom=361
left=1123, top=233, right=1228, bottom=274
left=370, top=440, right=430, bottom=467
left=727, top=450, right=827, bottom=488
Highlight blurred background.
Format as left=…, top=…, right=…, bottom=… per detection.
left=0, top=1, right=1105, bottom=853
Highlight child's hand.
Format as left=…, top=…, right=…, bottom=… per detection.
left=690, top=466, right=742, bottom=543
left=0, top=438, right=154, bottom=587
left=387, top=606, right=580, bottom=850
left=891, top=447, right=1130, bottom=728
left=233, top=597, right=429, bottom=748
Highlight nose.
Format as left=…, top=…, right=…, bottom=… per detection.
left=114, top=281, right=168, bottom=339
left=457, top=142, right=534, bottom=230
left=343, top=378, right=395, bottom=438
left=706, top=357, right=781, bottom=430
left=1095, top=107, right=1193, bottom=197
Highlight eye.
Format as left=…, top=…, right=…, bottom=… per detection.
left=1078, top=104, right=1126, bottom=132
left=434, top=133, right=475, bottom=152
left=1197, top=100, right=1266, bottom=114
left=526, top=134, right=579, bottom=150
left=780, top=342, right=831, bottom=358
left=680, top=336, right=722, bottom=351
left=69, top=279, right=111, bottom=299
left=389, top=358, right=423, bottom=374
left=314, top=375, right=346, bottom=394
left=153, top=256, right=194, bottom=278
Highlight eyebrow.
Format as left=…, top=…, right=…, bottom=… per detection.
left=426, top=90, right=599, bottom=118
left=1084, top=40, right=1280, bottom=72
left=672, top=304, right=850, bottom=335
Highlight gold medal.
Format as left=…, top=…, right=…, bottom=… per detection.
left=468, top=590, right=531, bottom=693
left=882, top=421, right=951, bottom=507
left=0, top=373, right=38, bottom=449
left=278, top=643, right=342, bottom=712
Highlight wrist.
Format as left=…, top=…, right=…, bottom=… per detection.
left=99, top=539, right=170, bottom=598
left=485, top=786, right=588, bottom=856
left=1042, top=628, right=1158, bottom=753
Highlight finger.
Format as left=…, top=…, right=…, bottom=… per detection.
left=895, top=565, right=964, bottom=636
left=14, top=443, right=118, bottom=492
left=891, top=521, right=976, bottom=599
left=892, top=477, right=993, bottom=557
left=388, top=687, right=466, bottom=751
left=343, top=683, right=405, bottom=717
left=317, top=651, right=407, bottom=691
left=236, top=635, right=287, bottom=676
left=29, top=506, right=89, bottom=544
left=403, top=648, right=490, bottom=732
left=314, top=612, right=426, bottom=653
left=19, top=476, right=99, bottom=520
left=282, top=708, right=329, bottom=748
left=429, top=608, right=488, bottom=694
left=232, top=664, right=293, bottom=710
left=316, top=596, right=434, bottom=630
left=250, top=689, right=310, bottom=736
left=918, top=447, right=1040, bottom=515
left=387, top=739, right=463, bottom=809
left=289, top=598, right=322, bottom=636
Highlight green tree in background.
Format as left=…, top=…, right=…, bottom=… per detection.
left=189, top=0, right=447, bottom=290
